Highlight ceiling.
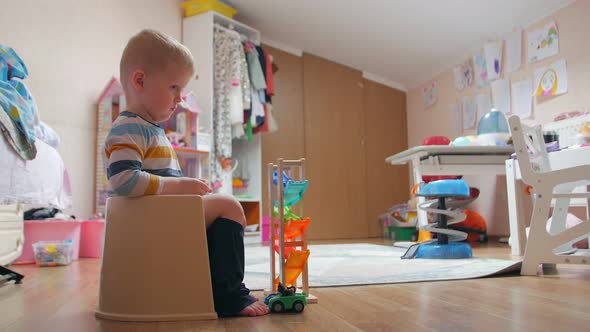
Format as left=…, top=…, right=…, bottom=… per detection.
left=227, top=0, right=574, bottom=90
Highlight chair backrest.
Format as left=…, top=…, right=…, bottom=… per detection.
left=508, top=115, right=551, bottom=184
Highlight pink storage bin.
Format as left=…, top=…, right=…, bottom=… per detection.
left=261, top=216, right=280, bottom=246
left=79, top=220, right=105, bottom=258
left=262, top=216, right=270, bottom=245
left=15, top=220, right=81, bottom=264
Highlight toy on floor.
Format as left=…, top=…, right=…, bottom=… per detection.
left=264, top=282, right=307, bottom=313
left=267, top=158, right=316, bottom=303
left=394, top=184, right=487, bottom=247
left=402, top=179, right=474, bottom=259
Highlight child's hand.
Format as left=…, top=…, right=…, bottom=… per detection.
left=161, top=177, right=212, bottom=195
left=194, top=178, right=212, bottom=195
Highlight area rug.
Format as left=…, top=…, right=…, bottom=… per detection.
left=244, top=243, right=522, bottom=290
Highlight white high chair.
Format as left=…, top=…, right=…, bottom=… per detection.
left=509, top=115, right=590, bottom=276
left=96, top=195, right=217, bottom=321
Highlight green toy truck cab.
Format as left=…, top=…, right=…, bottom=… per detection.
left=264, top=283, right=307, bottom=313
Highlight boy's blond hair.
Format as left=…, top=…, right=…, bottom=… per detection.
left=120, top=29, right=194, bottom=92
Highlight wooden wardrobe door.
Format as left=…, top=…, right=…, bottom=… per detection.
left=303, top=53, right=367, bottom=240
left=260, top=45, right=305, bottom=217
left=363, top=80, right=409, bottom=237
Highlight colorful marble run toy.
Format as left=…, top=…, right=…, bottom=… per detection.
left=267, top=158, right=317, bottom=303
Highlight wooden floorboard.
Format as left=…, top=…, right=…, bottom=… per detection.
left=1, top=239, right=589, bottom=332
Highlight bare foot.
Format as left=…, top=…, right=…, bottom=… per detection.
left=238, top=300, right=270, bottom=317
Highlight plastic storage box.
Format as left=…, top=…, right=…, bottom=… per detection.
left=79, top=220, right=105, bottom=258
left=33, top=240, right=74, bottom=266
left=181, top=0, right=237, bottom=19
left=15, top=220, right=81, bottom=264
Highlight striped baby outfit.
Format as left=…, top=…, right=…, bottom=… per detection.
left=105, top=111, right=182, bottom=197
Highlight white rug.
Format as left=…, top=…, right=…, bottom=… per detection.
left=244, top=243, right=522, bottom=290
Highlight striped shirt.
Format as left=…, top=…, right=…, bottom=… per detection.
left=105, top=111, right=182, bottom=197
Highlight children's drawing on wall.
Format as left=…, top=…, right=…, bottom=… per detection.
left=484, top=41, right=503, bottom=81
left=473, top=51, right=489, bottom=88
left=422, top=81, right=438, bottom=108
left=462, top=95, right=477, bottom=130
left=504, top=28, right=522, bottom=73
left=511, top=79, right=533, bottom=119
left=475, top=92, right=492, bottom=122
left=533, top=58, right=567, bottom=97
left=527, top=21, right=559, bottom=63
left=491, top=79, right=511, bottom=114
left=453, top=60, right=473, bottom=91
left=450, top=103, right=462, bottom=136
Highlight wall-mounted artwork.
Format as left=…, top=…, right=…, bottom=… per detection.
left=491, top=78, right=511, bottom=114
left=473, top=51, right=489, bottom=88
left=484, top=41, right=503, bottom=81
left=527, top=21, right=559, bottom=63
left=453, top=60, right=473, bottom=91
left=462, top=95, right=477, bottom=130
left=476, top=92, right=492, bottom=121
left=422, top=80, right=438, bottom=108
left=512, top=79, right=533, bottom=119
left=450, top=103, right=462, bottom=136
left=533, top=58, right=567, bottom=96
left=504, top=28, right=523, bottom=73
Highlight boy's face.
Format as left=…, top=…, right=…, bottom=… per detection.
left=137, top=64, right=193, bottom=123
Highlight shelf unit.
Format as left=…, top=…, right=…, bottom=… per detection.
left=182, top=12, right=263, bottom=238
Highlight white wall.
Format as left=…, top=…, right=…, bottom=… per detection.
left=1, top=0, right=183, bottom=218
left=406, top=0, right=590, bottom=235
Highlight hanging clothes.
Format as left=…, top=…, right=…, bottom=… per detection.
left=264, top=50, right=274, bottom=96
left=239, top=44, right=251, bottom=111
left=250, top=86, right=264, bottom=127
left=245, top=44, right=267, bottom=91
left=211, top=28, right=249, bottom=188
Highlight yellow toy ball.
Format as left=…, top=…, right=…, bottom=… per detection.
left=44, top=244, right=57, bottom=254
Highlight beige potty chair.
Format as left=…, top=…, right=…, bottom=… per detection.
left=95, top=195, right=217, bottom=321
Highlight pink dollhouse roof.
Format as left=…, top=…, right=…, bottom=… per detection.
left=97, top=77, right=124, bottom=103
left=177, top=91, right=202, bottom=113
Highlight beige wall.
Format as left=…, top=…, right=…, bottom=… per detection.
left=1, top=0, right=183, bottom=218
left=406, top=0, right=590, bottom=235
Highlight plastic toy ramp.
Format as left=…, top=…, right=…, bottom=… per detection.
left=284, top=218, right=310, bottom=239
left=274, top=249, right=310, bottom=289
left=273, top=218, right=311, bottom=256
left=273, top=206, right=301, bottom=222
left=272, top=180, right=308, bottom=207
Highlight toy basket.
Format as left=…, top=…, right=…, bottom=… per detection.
left=181, top=0, right=237, bottom=19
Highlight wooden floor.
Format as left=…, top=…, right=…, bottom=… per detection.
left=2, top=239, right=590, bottom=332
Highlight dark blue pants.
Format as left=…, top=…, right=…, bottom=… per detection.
left=207, top=218, right=256, bottom=316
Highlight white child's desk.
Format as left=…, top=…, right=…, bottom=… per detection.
left=387, top=144, right=590, bottom=257
left=385, top=145, right=515, bottom=240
